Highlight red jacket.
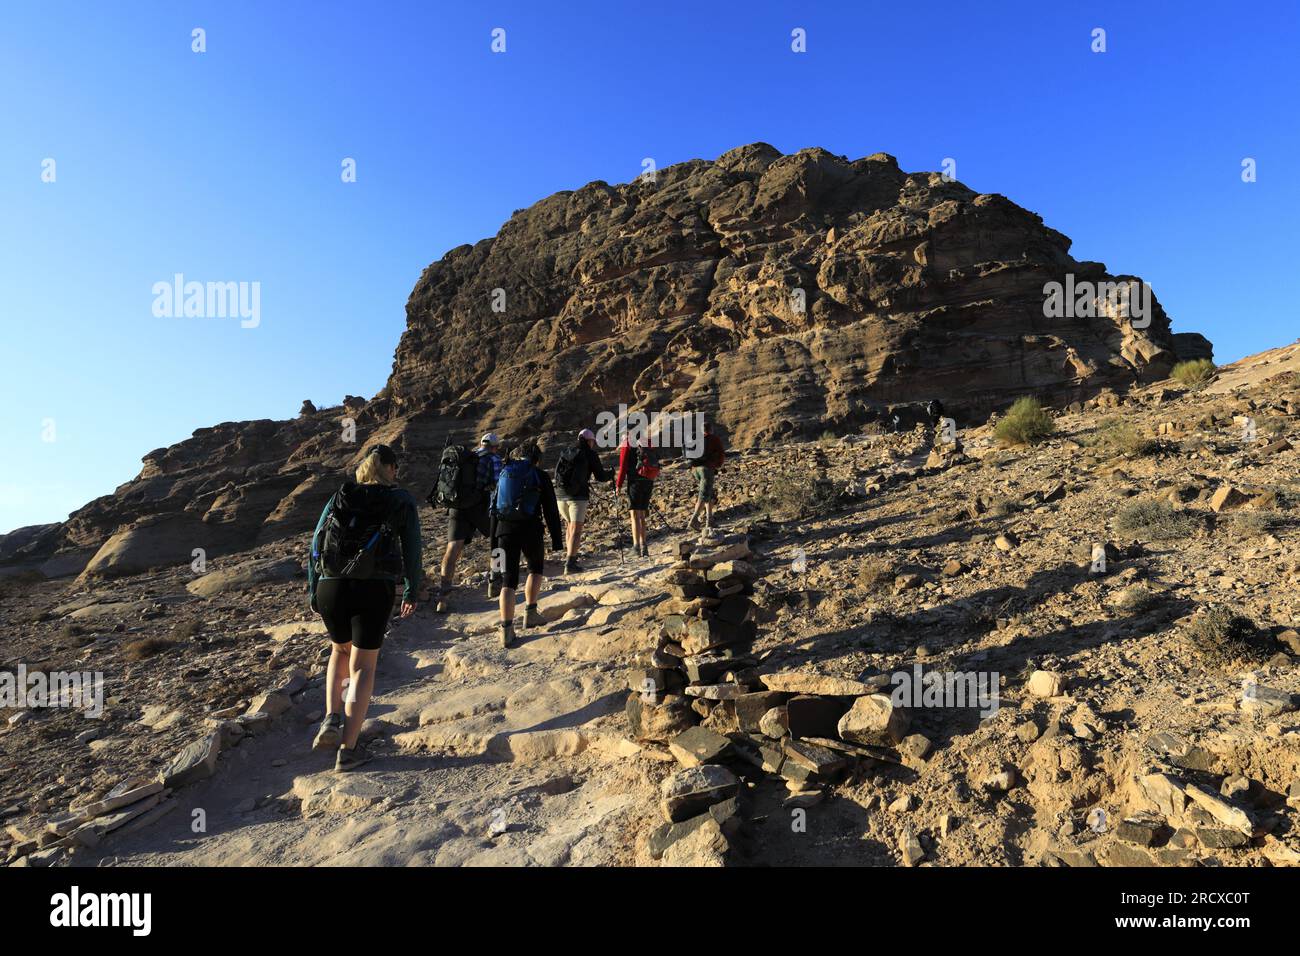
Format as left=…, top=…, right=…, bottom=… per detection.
left=615, top=439, right=657, bottom=489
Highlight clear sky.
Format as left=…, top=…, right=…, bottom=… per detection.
left=2, top=1, right=1297, bottom=534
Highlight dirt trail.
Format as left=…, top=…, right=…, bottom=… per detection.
left=82, top=557, right=670, bottom=867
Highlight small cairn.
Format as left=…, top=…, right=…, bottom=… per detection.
left=624, top=530, right=919, bottom=865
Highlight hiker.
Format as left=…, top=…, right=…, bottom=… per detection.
left=554, top=427, right=614, bottom=574
left=490, top=440, right=563, bottom=648
left=688, top=422, right=726, bottom=531
left=429, top=433, right=502, bottom=612
left=307, top=443, right=421, bottom=772
left=615, top=430, right=659, bottom=558
left=926, top=399, right=945, bottom=426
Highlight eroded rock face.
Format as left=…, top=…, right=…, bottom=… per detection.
left=389, top=143, right=1188, bottom=444
left=2, top=143, right=1203, bottom=572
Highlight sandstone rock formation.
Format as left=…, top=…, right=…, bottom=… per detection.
left=390, top=142, right=1194, bottom=442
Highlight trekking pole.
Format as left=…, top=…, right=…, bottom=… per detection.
left=652, top=499, right=674, bottom=538
left=614, top=488, right=626, bottom=566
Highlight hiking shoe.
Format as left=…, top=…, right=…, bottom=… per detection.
left=524, top=604, right=544, bottom=628
left=487, top=577, right=502, bottom=599
left=334, top=740, right=373, bottom=773
left=435, top=594, right=448, bottom=613
left=312, top=713, right=344, bottom=751
left=500, top=621, right=516, bottom=648
left=563, top=559, right=584, bottom=574
left=639, top=544, right=650, bottom=558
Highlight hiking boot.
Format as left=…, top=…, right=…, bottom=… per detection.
left=487, top=577, right=502, bottom=599
left=434, top=584, right=449, bottom=614
left=524, top=604, right=544, bottom=629
left=639, top=544, right=650, bottom=558
left=500, top=621, right=516, bottom=648
left=334, top=740, right=373, bottom=773
left=688, top=514, right=702, bottom=530
left=312, top=713, right=345, bottom=751
left=563, top=558, right=584, bottom=574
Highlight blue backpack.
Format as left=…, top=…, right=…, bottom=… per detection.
left=493, top=460, right=541, bottom=520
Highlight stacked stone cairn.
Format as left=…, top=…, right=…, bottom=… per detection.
left=624, top=532, right=914, bottom=865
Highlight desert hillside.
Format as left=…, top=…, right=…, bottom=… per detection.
left=2, top=342, right=1298, bottom=867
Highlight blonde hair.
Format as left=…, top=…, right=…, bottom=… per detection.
left=355, top=448, right=389, bottom=484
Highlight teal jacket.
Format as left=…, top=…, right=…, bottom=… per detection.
left=307, top=485, right=423, bottom=606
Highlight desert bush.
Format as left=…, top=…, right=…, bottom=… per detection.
left=1112, top=584, right=1161, bottom=614
left=856, top=556, right=894, bottom=592
left=1089, top=418, right=1157, bottom=457
left=1114, top=499, right=1200, bottom=541
left=1171, top=358, right=1215, bottom=387
left=1183, top=607, right=1271, bottom=666
left=758, top=477, right=840, bottom=520
left=123, top=637, right=180, bottom=661
left=1226, top=511, right=1277, bottom=539
left=171, top=620, right=202, bottom=641
left=994, top=397, right=1056, bottom=446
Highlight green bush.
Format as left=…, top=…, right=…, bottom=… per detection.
left=1171, top=358, right=1216, bottom=386
left=994, top=397, right=1056, bottom=446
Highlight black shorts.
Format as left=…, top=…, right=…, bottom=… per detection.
left=496, top=529, right=545, bottom=590
left=626, top=478, right=654, bottom=511
left=315, top=578, right=396, bottom=651
left=447, top=504, right=491, bottom=544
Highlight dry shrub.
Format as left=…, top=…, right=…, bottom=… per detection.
left=1115, top=499, right=1199, bottom=541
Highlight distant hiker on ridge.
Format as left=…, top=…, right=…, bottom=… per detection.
left=307, top=443, right=422, bottom=772
left=688, top=421, right=725, bottom=532
left=554, top=427, right=614, bottom=574
left=490, top=440, right=563, bottom=648
left=429, top=433, right=502, bottom=613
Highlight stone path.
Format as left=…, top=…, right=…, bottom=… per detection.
left=83, top=554, right=671, bottom=867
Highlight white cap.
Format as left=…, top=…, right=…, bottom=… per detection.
left=578, top=428, right=596, bottom=442
left=480, top=433, right=500, bottom=446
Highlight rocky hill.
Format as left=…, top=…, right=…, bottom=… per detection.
left=1, top=143, right=1208, bottom=584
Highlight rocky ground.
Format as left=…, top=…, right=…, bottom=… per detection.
left=3, top=342, right=1300, bottom=867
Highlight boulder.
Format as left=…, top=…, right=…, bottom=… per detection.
left=836, top=693, right=910, bottom=746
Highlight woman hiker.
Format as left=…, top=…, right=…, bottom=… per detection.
left=307, top=443, right=422, bottom=771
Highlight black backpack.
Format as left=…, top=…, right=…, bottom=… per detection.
left=314, top=483, right=401, bottom=579
left=428, top=445, right=482, bottom=510
left=554, top=445, right=588, bottom=496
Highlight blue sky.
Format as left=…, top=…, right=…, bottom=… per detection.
left=2, top=1, right=1297, bottom=534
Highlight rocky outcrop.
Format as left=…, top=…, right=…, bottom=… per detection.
left=389, top=143, right=1188, bottom=444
